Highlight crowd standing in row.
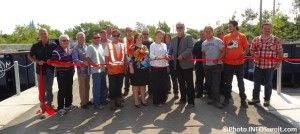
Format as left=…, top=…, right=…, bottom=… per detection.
left=28, top=21, right=283, bottom=117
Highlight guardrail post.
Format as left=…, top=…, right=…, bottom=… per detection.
left=14, top=61, right=21, bottom=95
left=34, top=63, right=38, bottom=87
left=276, top=63, right=282, bottom=94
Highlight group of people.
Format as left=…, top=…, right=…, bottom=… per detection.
left=28, top=21, right=283, bottom=117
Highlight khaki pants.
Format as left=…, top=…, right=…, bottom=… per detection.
left=78, top=76, right=90, bottom=106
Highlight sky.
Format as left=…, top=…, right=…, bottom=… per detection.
left=0, top=0, right=294, bottom=34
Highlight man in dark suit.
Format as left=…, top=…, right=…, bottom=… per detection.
left=169, top=22, right=195, bottom=109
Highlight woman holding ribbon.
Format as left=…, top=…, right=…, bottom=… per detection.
left=128, top=33, right=150, bottom=108
left=150, top=30, right=169, bottom=107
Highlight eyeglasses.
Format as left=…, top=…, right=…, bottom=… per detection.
left=93, top=37, right=100, bottom=39
left=176, top=27, right=183, bottom=29
left=61, top=40, right=69, bottom=42
left=113, top=35, right=120, bottom=37
left=142, top=33, right=148, bottom=35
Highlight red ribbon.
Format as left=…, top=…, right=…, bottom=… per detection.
left=38, top=66, right=56, bottom=116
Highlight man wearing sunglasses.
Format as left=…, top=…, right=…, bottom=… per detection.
left=142, top=28, right=154, bottom=99
left=51, top=34, right=77, bottom=115
left=86, top=32, right=106, bottom=109
left=169, top=22, right=195, bottom=109
left=104, top=30, right=127, bottom=111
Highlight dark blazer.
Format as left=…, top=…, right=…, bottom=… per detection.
left=169, top=34, right=194, bottom=70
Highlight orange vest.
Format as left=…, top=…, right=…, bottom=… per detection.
left=107, top=43, right=126, bottom=74
left=124, top=36, right=134, bottom=50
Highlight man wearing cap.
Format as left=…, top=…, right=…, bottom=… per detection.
left=222, top=20, right=249, bottom=108
left=104, top=30, right=127, bottom=111
left=122, top=27, right=134, bottom=97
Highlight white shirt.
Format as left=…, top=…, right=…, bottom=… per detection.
left=150, top=42, right=168, bottom=67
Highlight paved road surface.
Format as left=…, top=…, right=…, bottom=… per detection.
left=0, top=79, right=296, bottom=134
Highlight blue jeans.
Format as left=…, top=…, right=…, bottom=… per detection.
left=252, top=67, right=275, bottom=101
left=92, top=72, right=106, bottom=106
left=224, top=63, right=246, bottom=100
left=100, top=72, right=108, bottom=104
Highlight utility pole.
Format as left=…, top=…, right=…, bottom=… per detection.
left=273, top=0, right=276, bottom=20
left=259, top=0, right=262, bottom=29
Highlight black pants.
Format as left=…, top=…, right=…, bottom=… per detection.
left=224, top=63, right=246, bottom=100
left=109, top=73, right=124, bottom=99
left=151, top=67, right=168, bottom=105
left=195, top=62, right=205, bottom=96
left=124, top=67, right=130, bottom=92
left=148, top=69, right=153, bottom=95
left=57, top=70, right=74, bottom=110
left=205, top=64, right=222, bottom=103
left=167, top=60, right=179, bottom=94
left=176, top=64, right=195, bottom=105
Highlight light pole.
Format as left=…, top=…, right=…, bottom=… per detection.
left=260, top=0, right=262, bottom=29
left=273, top=0, right=276, bottom=18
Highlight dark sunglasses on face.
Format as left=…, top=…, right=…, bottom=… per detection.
left=61, top=40, right=69, bottom=42
left=176, top=27, right=183, bottom=29
left=93, top=37, right=100, bottom=39
left=113, top=35, right=120, bottom=37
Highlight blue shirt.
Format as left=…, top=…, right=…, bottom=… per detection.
left=72, top=44, right=91, bottom=76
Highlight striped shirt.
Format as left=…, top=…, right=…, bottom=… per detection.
left=250, top=34, right=283, bottom=69
left=51, top=46, right=74, bottom=72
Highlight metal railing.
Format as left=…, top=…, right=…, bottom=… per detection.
left=0, top=59, right=290, bottom=96
left=2, top=61, right=35, bottom=96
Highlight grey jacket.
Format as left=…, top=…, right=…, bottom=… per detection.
left=169, top=34, right=194, bottom=70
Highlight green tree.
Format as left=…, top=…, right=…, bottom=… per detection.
left=64, top=20, right=118, bottom=43
left=186, top=28, right=199, bottom=40
left=272, top=12, right=295, bottom=40
left=157, top=21, right=170, bottom=33
left=64, top=22, right=100, bottom=43
left=37, top=24, right=62, bottom=39
left=241, top=8, right=258, bottom=25
left=262, top=10, right=272, bottom=23
left=147, top=25, right=157, bottom=40
left=135, top=22, right=146, bottom=33
left=7, top=24, right=37, bottom=44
